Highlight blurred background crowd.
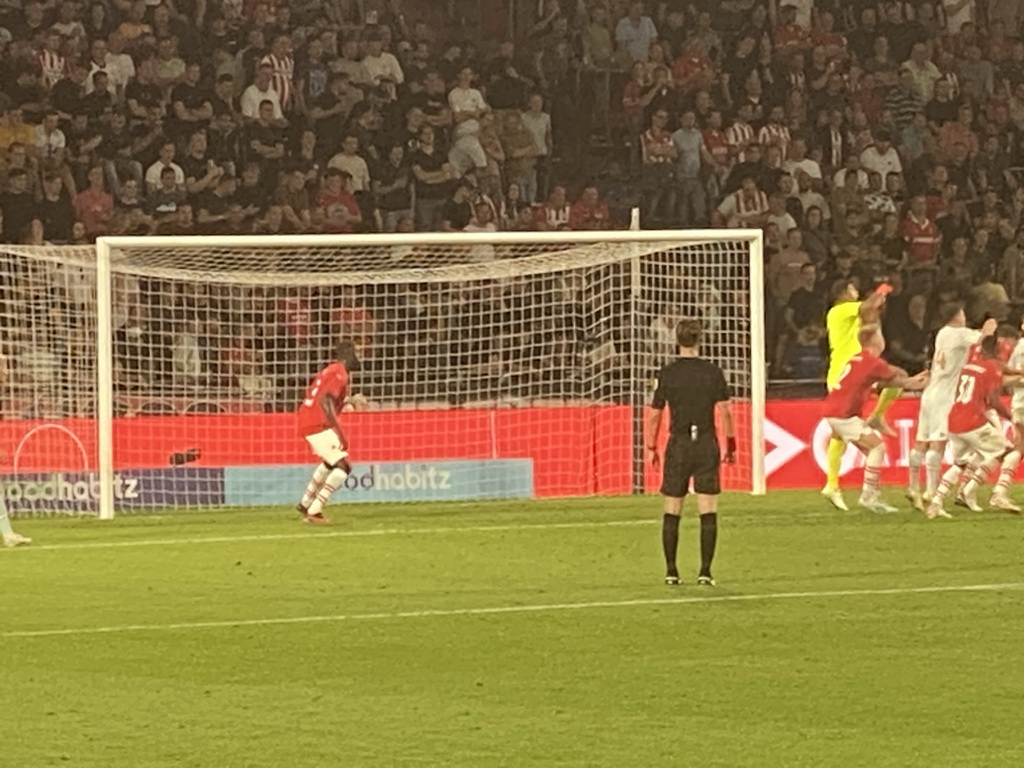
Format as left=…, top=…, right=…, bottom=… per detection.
left=1, top=0, right=1024, bottom=406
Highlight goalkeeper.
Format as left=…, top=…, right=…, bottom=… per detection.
left=822, top=279, right=895, bottom=511
left=0, top=353, right=30, bottom=547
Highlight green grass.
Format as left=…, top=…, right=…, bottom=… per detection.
left=2, top=493, right=1024, bottom=767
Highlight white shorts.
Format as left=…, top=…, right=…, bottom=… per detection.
left=916, top=392, right=954, bottom=443
left=949, top=423, right=1010, bottom=465
left=305, top=428, right=349, bottom=466
left=827, top=416, right=876, bottom=445
left=1013, top=407, right=1024, bottom=426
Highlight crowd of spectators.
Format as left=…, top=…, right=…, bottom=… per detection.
left=2, top=0, right=1024, bottom=405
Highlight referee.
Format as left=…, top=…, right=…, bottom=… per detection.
left=646, top=319, right=735, bottom=586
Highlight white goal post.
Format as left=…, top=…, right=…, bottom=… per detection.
left=1, top=229, right=764, bottom=520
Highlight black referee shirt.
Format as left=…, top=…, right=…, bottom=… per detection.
left=652, top=357, right=730, bottom=439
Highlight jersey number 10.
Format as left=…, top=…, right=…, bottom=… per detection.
left=955, top=374, right=976, bottom=405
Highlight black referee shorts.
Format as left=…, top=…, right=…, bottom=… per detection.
left=660, top=434, right=721, bottom=498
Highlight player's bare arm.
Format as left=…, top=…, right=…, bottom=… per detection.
left=320, top=394, right=350, bottom=449
left=645, top=408, right=664, bottom=468
left=988, top=389, right=1013, bottom=422
left=859, top=284, right=891, bottom=326
left=885, top=367, right=929, bottom=391
left=1001, top=373, right=1024, bottom=388
left=718, top=399, right=737, bottom=464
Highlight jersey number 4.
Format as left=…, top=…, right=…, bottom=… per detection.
left=303, top=378, right=322, bottom=408
left=833, top=363, right=853, bottom=389
left=955, top=374, right=976, bottom=405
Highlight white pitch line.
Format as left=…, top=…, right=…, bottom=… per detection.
left=29, top=519, right=653, bottom=551
left=4, top=582, right=1020, bottom=639
left=21, top=511, right=845, bottom=553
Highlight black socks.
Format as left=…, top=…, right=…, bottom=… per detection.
left=700, top=513, right=718, bottom=577
left=662, top=514, right=680, bottom=576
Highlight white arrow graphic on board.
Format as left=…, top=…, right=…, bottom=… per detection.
left=764, top=418, right=807, bottom=477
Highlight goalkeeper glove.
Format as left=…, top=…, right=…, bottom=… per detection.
left=724, top=437, right=737, bottom=464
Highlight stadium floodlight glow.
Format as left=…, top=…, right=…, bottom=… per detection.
left=3, top=229, right=764, bottom=521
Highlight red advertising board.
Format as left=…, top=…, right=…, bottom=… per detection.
left=0, top=398, right=968, bottom=496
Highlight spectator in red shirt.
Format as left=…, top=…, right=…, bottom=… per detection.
left=702, top=108, right=730, bottom=199
left=314, top=169, right=361, bottom=234
left=534, top=185, right=571, bottom=231
left=811, top=11, right=846, bottom=62
left=73, top=165, right=114, bottom=239
left=332, top=285, right=376, bottom=358
left=902, top=195, right=941, bottom=271
left=672, top=38, right=714, bottom=95
left=640, top=108, right=677, bottom=225
left=773, top=4, right=810, bottom=52
left=569, top=186, right=610, bottom=230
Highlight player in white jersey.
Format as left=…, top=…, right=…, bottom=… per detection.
left=907, top=304, right=996, bottom=509
left=0, top=353, right=30, bottom=547
left=1008, top=316, right=1024, bottom=444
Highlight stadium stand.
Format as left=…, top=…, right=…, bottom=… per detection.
left=1, top=0, right=1024, bottom=398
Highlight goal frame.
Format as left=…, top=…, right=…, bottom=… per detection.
left=95, top=229, right=766, bottom=520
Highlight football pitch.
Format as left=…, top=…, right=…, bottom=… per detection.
left=2, top=492, right=1023, bottom=768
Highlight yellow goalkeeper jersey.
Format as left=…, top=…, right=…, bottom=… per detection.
left=826, top=300, right=862, bottom=390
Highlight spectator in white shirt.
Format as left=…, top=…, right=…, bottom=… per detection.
left=903, top=43, right=941, bottom=101
left=615, top=0, right=658, bottom=63
left=859, top=129, right=903, bottom=178
left=783, top=137, right=822, bottom=190
left=327, top=135, right=371, bottom=193
left=448, top=67, right=490, bottom=177
left=144, top=140, right=185, bottom=192
left=105, top=31, right=136, bottom=94
left=83, top=38, right=114, bottom=95
left=766, top=192, right=798, bottom=234
left=942, top=0, right=976, bottom=33
left=240, top=64, right=284, bottom=120
left=361, top=33, right=404, bottom=96
left=34, top=111, right=66, bottom=160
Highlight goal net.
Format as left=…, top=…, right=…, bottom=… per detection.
left=0, top=231, right=764, bottom=519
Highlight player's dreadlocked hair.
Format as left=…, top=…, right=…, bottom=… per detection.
left=335, top=339, right=361, bottom=372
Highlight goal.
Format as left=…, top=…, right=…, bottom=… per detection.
left=0, top=230, right=765, bottom=519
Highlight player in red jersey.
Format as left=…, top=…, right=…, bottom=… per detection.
left=821, top=328, right=928, bottom=512
left=953, top=329, right=1024, bottom=511
left=928, top=334, right=1024, bottom=518
left=295, top=340, right=361, bottom=525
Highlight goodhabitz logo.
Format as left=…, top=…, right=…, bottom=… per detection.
left=2, top=472, right=139, bottom=513
left=222, top=460, right=531, bottom=506
left=1, top=467, right=226, bottom=513
left=342, top=464, right=453, bottom=493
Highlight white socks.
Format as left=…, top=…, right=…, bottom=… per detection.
left=0, top=500, right=13, bottom=537
left=932, top=464, right=965, bottom=505
left=300, top=463, right=333, bottom=510
left=924, top=449, right=943, bottom=496
left=962, top=457, right=1000, bottom=500
left=863, top=444, right=885, bottom=498
left=908, top=448, right=924, bottom=493
left=306, top=466, right=349, bottom=517
left=995, top=450, right=1022, bottom=495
